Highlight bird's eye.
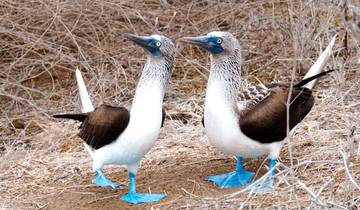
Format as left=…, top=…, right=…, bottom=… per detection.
left=217, top=38, right=222, bottom=44
left=156, top=41, right=161, bottom=47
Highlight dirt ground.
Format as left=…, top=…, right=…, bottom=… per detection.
left=44, top=157, right=251, bottom=210
left=23, top=121, right=274, bottom=210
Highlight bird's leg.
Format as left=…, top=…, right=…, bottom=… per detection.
left=247, top=159, right=276, bottom=192
left=92, top=168, right=119, bottom=189
left=267, top=158, right=276, bottom=185
left=208, top=156, right=254, bottom=188
left=120, top=172, right=166, bottom=204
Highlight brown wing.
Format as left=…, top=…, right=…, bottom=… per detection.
left=78, top=104, right=130, bottom=149
left=239, top=84, right=314, bottom=143
left=237, top=83, right=270, bottom=113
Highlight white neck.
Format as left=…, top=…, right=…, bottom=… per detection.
left=132, top=81, right=164, bottom=112
left=130, top=57, right=170, bottom=123
left=207, top=50, right=242, bottom=105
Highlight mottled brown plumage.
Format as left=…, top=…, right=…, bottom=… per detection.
left=236, top=70, right=333, bottom=143
left=201, top=70, right=333, bottom=144
left=239, top=84, right=314, bottom=143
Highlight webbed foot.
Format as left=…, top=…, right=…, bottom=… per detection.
left=121, top=193, right=166, bottom=204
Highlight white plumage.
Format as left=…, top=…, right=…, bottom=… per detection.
left=92, top=82, right=164, bottom=171
left=55, top=33, right=175, bottom=204
left=181, top=31, right=336, bottom=190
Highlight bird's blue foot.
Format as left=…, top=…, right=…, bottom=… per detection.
left=247, top=159, right=276, bottom=192
left=92, top=169, right=119, bottom=189
left=121, top=193, right=166, bottom=204
left=208, top=157, right=254, bottom=188
left=121, top=172, right=166, bottom=204
left=208, top=169, right=254, bottom=188
left=247, top=177, right=273, bottom=192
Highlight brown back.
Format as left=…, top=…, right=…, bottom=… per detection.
left=239, top=84, right=314, bottom=143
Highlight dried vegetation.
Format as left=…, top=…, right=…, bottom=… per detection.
left=0, top=0, right=359, bottom=209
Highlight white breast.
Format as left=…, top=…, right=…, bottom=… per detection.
left=204, top=80, right=283, bottom=159
left=91, top=83, right=163, bottom=169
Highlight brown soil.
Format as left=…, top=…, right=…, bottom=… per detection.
left=45, top=157, right=252, bottom=210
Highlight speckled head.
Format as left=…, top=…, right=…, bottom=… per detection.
left=181, top=31, right=243, bottom=97
left=180, top=31, right=240, bottom=56
left=124, top=33, right=176, bottom=88
left=124, top=33, right=175, bottom=61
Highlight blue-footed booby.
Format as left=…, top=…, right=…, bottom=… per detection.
left=181, top=31, right=336, bottom=191
left=54, top=33, right=175, bottom=204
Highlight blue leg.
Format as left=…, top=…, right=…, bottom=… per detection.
left=208, top=157, right=254, bottom=188
left=247, top=159, right=276, bottom=192
left=120, top=172, right=166, bottom=204
left=92, top=169, right=119, bottom=189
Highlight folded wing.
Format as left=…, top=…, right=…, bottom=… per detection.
left=239, top=84, right=314, bottom=143
left=79, top=104, right=130, bottom=149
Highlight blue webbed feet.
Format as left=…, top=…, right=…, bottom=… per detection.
left=208, top=157, right=254, bottom=188
left=92, top=169, right=119, bottom=189
left=121, top=193, right=166, bottom=204
left=92, top=175, right=119, bottom=188
left=247, top=177, right=273, bottom=192
left=208, top=169, right=254, bottom=188
left=120, top=172, right=166, bottom=204
left=247, top=159, right=276, bottom=192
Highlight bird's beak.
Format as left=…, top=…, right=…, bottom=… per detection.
left=123, top=33, right=161, bottom=57
left=179, top=35, right=210, bottom=49
left=123, top=33, right=153, bottom=49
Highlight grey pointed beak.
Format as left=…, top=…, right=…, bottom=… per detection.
left=180, top=35, right=224, bottom=54
left=179, top=35, right=209, bottom=48
left=123, top=33, right=152, bottom=49
left=123, top=33, right=161, bottom=56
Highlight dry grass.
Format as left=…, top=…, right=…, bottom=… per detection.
left=0, top=0, right=359, bottom=209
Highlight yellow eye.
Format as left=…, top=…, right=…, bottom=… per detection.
left=217, top=38, right=222, bottom=44
left=156, top=41, right=161, bottom=47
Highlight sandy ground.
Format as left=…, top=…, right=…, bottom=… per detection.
left=44, top=156, right=252, bottom=210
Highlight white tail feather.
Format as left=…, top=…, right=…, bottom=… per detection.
left=302, top=35, right=337, bottom=89
left=76, top=69, right=96, bottom=156
left=75, top=68, right=95, bottom=113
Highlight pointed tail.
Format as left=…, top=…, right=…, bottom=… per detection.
left=294, top=70, right=334, bottom=88
left=76, top=68, right=94, bottom=113
left=75, top=69, right=96, bottom=156
left=302, top=35, right=337, bottom=89
left=53, top=113, right=87, bottom=121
